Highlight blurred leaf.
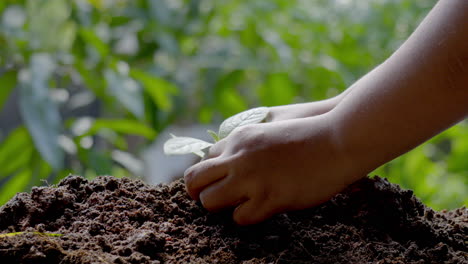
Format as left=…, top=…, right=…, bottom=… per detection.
left=403, top=148, right=435, bottom=182
left=0, top=127, right=34, bottom=179
left=82, top=119, right=158, bottom=140
left=111, top=150, right=143, bottom=176
left=80, top=149, right=113, bottom=175
left=26, top=0, right=73, bottom=51
left=446, top=125, right=468, bottom=173
left=258, top=73, right=296, bottom=106
left=0, top=70, right=17, bottom=110
left=148, top=0, right=173, bottom=26
left=87, top=0, right=103, bottom=9
left=79, top=28, right=110, bottom=58
left=198, top=106, right=214, bottom=124
left=0, top=169, right=32, bottom=205
left=130, top=69, right=178, bottom=112
left=104, top=69, right=144, bottom=119
left=18, top=54, right=64, bottom=170
left=74, top=60, right=107, bottom=99
left=215, top=70, right=247, bottom=117
left=240, top=21, right=262, bottom=47
left=217, top=88, right=247, bottom=118
left=1, top=148, right=33, bottom=180
left=58, top=21, right=78, bottom=51
left=307, top=67, right=346, bottom=100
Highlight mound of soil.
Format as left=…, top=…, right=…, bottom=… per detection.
left=0, top=175, right=466, bottom=264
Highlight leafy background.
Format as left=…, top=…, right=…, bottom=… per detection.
left=0, top=0, right=466, bottom=209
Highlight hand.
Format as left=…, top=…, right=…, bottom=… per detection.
left=184, top=114, right=365, bottom=225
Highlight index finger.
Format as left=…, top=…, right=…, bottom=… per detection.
left=203, top=139, right=227, bottom=161
left=184, top=157, right=228, bottom=200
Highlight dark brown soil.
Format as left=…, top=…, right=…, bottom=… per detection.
left=0, top=175, right=466, bottom=264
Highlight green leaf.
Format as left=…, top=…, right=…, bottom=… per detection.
left=79, top=28, right=110, bottom=58
left=307, top=67, right=346, bottom=100
left=0, top=127, right=34, bottom=179
left=217, top=88, right=247, bottom=118
left=207, top=130, right=219, bottom=142
left=198, top=106, right=214, bottom=124
left=104, top=69, right=144, bottom=119
left=258, top=73, right=296, bottom=106
left=111, top=150, right=143, bottom=176
left=26, top=0, right=73, bottom=51
left=0, top=70, right=17, bottom=110
left=218, top=107, right=269, bottom=139
left=164, top=136, right=213, bottom=157
left=81, top=119, right=157, bottom=140
left=214, top=71, right=247, bottom=117
left=1, top=148, right=34, bottom=180
left=0, top=127, right=30, bottom=164
left=18, top=54, right=64, bottom=170
left=74, top=60, right=107, bottom=100
left=79, top=149, right=113, bottom=176
left=130, top=69, right=178, bottom=112
left=0, top=169, right=32, bottom=205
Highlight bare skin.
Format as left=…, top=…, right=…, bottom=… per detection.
left=184, top=0, right=468, bottom=225
left=266, top=89, right=349, bottom=122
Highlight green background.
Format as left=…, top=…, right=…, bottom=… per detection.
left=0, top=0, right=466, bottom=209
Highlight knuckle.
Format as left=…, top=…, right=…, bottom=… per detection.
left=206, top=147, right=217, bottom=159
left=232, top=124, right=254, bottom=137
left=233, top=207, right=248, bottom=225
left=257, top=186, right=271, bottom=202
left=199, top=161, right=217, bottom=174
left=230, top=125, right=266, bottom=153
left=233, top=205, right=262, bottom=226
left=245, top=126, right=265, bottom=144
left=183, top=169, right=193, bottom=183
left=199, top=190, right=216, bottom=212
left=183, top=170, right=197, bottom=191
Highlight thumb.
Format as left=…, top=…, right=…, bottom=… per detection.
left=233, top=199, right=275, bottom=226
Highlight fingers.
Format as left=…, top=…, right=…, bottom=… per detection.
left=233, top=199, right=277, bottom=226
left=199, top=176, right=247, bottom=212
left=205, top=139, right=226, bottom=159
left=184, top=157, right=228, bottom=200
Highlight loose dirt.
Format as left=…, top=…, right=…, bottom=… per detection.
left=0, top=175, right=466, bottom=263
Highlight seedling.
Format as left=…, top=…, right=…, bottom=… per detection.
left=164, top=107, right=269, bottom=158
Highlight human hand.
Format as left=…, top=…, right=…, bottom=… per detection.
left=184, top=114, right=365, bottom=225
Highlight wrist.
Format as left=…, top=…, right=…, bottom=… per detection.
left=304, top=113, right=368, bottom=184
left=326, top=111, right=377, bottom=181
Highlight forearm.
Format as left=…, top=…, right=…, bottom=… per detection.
left=329, top=0, right=468, bottom=175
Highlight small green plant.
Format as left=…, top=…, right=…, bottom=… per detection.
left=164, top=107, right=269, bottom=158
left=0, top=232, right=63, bottom=238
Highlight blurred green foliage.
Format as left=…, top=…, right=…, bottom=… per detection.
left=0, top=0, right=466, bottom=209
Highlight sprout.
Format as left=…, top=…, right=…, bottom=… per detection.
left=164, top=107, right=269, bottom=158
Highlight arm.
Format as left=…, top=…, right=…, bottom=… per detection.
left=330, top=0, right=468, bottom=175
left=184, top=0, right=468, bottom=226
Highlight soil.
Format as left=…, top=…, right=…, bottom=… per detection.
left=0, top=175, right=466, bottom=264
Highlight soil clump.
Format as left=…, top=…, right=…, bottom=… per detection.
left=0, top=175, right=466, bottom=263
